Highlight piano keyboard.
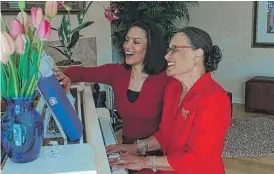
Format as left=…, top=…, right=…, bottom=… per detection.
left=98, top=117, right=128, bottom=174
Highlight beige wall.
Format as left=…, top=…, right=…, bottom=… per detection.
left=177, top=1, right=274, bottom=103
left=2, top=1, right=112, bottom=66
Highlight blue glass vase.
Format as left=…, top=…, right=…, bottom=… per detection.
left=1, top=97, right=44, bottom=163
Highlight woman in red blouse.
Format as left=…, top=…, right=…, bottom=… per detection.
left=107, top=26, right=231, bottom=174
left=54, top=20, right=172, bottom=167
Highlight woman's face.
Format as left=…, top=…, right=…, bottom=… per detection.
left=123, top=26, right=147, bottom=66
left=165, top=33, right=200, bottom=79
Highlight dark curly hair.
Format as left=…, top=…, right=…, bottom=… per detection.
left=123, top=20, right=167, bottom=75
left=178, top=26, right=222, bottom=72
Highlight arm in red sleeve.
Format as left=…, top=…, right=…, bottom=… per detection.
left=63, top=64, right=120, bottom=86
left=167, top=93, right=231, bottom=172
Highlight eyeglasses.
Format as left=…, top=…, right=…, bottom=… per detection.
left=167, top=45, right=193, bottom=53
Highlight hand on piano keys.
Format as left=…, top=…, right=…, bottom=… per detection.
left=106, top=144, right=138, bottom=155
left=108, top=152, right=150, bottom=172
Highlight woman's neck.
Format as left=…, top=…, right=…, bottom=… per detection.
left=178, top=68, right=206, bottom=93
left=131, top=65, right=148, bottom=79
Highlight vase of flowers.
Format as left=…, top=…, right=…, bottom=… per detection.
left=0, top=1, right=58, bottom=163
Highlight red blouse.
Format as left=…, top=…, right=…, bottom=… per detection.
left=64, top=64, right=172, bottom=141
left=153, top=73, right=231, bottom=174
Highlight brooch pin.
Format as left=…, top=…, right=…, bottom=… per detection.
left=181, top=108, right=189, bottom=120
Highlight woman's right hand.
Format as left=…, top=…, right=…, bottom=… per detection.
left=106, top=144, right=138, bottom=154
left=52, top=68, right=71, bottom=93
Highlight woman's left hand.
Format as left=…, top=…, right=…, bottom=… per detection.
left=109, top=152, right=150, bottom=171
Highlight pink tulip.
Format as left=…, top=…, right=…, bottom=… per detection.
left=15, top=34, right=29, bottom=55
left=37, top=20, right=51, bottom=40
left=1, top=31, right=16, bottom=56
left=45, top=1, right=58, bottom=18
left=17, top=11, right=29, bottom=34
left=10, top=20, right=23, bottom=40
left=31, top=7, right=44, bottom=28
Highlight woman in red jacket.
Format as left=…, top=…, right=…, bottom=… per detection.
left=107, top=26, right=231, bottom=174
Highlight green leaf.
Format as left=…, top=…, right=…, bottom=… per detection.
left=25, top=74, right=36, bottom=97
left=28, top=27, right=34, bottom=41
left=58, top=21, right=65, bottom=44
left=1, top=63, right=8, bottom=97
left=70, top=20, right=94, bottom=34
left=7, top=55, right=19, bottom=97
left=47, top=45, right=65, bottom=48
left=19, top=35, right=31, bottom=85
left=67, top=31, right=79, bottom=50
left=20, top=80, right=28, bottom=96
left=47, top=45, right=68, bottom=58
left=62, top=15, right=71, bottom=41
left=31, top=50, right=39, bottom=71
left=77, top=1, right=93, bottom=24
left=51, top=27, right=59, bottom=31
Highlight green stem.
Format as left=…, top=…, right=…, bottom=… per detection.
left=8, top=55, right=19, bottom=97
left=25, top=75, right=36, bottom=97
left=1, top=63, right=8, bottom=80
left=28, top=41, right=45, bottom=96
left=37, top=41, right=45, bottom=68
left=1, top=63, right=8, bottom=97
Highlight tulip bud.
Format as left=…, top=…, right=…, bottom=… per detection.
left=31, top=7, right=44, bottom=28
left=10, top=20, right=23, bottom=40
left=17, top=11, right=28, bottom=26
left=17, top=11, right=29, bottom=34
left=15, top=34, right=29, bottom=55
left=37, top=20, right=51, bottom=40
left=45, top=1, right=58, bottom=19
left=1, top=31, right=16, bottom=56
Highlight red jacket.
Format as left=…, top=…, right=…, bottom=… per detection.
left=153, top=73, right=231, bottom=174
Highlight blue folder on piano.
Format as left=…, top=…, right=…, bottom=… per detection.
left=37, top=74, right=84, bottom=141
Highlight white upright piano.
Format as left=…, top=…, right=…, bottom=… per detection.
left=2, top=85, right=128, bottom=174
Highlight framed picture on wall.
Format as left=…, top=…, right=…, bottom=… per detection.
left=252, top=1, right=274, bottom=48
left=1, top=1, right=85, bottom=15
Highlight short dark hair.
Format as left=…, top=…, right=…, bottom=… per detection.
left=123, top=20, right=167, bottom=75
left=178, top=26, right=223, bottom=72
